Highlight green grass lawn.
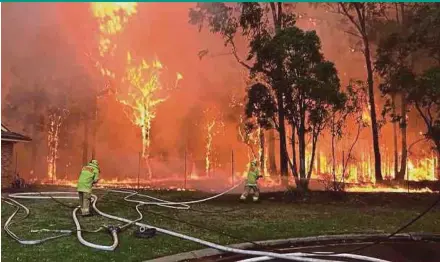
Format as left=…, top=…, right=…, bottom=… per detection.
left=2, top=187, right=440, bottom=262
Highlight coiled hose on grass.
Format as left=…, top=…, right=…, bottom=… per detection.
left=4, top=183, right=368, bottom=261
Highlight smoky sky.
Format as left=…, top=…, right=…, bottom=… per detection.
left=1, top=3, right=432, bottom=181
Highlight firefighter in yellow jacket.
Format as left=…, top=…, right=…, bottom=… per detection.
left=240, top=160, right=263, bottom=202
left=77, top=159, right=100, bottom=216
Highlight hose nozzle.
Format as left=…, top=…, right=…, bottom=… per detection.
left=107, top=225, right=121, bottom=234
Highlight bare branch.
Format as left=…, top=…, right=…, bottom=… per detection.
left=269, top=3, right=278, bottom=30
left=427, top=105, right=434, bottom=123
left=408, top=137, right=429, bottom=154
left=339, top=3, right=363, bottom=35
left=415, top=102, right=432, bottom=129
left=277, top=2, right=283, bottom=26
left=354, top=4, right=366, bottom=33
left=341, top=121, right=362, bottom=180
left=229, top=38, right=253, bottom=70
left=344, top=29, right=362, bottom=38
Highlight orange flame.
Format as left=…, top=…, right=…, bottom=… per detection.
left=47, top=110, right=68, bottom=181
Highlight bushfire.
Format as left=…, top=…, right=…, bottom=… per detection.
left=10, top=3, right=438, bottom=195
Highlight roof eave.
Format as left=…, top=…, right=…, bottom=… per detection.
left=1, top=138, right=32, bottom=143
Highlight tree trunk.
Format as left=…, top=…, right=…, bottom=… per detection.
left=437, top=150, right=440, bottom=180
left=298, top=115, right=306, bottom=180
left=434, top=141, right=440, bottom=180
left=31, top=126, right=39, bottom=179
left=391, top=94, right=399, bottom=179
left=268, top=129, right=277, bottom=174
left=398, top=94, right=408, bottom=180
left=277, top=89, right=289, bottom=182
left=91, top=102, right=97, bottom=159
left=317, top=145, right=321, bottom=175
left=82, top=115, right=89, bottom=165
left=296, top=178, right=309, bottom=193
left=291, top=125, right=298, bottom=176
left=331, top=130, right=337, bottom=190
left=363, top=36, right=383, bottom=181
left=307, top=134, right=318, bottom=181
left=259, top=128, right=265, bottom=174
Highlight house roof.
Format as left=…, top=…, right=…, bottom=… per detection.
left=1, top=124, right=32, bottom=143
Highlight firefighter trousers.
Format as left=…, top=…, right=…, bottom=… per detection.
left=78, top=191, right=92, bottom=215
left=240, top=185, right=260, bottom=201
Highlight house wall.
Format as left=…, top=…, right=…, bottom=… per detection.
left=1, top=141, right=14, bottom=188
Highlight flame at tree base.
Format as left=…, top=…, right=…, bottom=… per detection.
left=32, top=175, right=436, bottom=194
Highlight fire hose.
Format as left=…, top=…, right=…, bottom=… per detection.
left=92, top=189, right=390, bottom=262
left=89, top=192, right=340, bottom=262
left=4, top=184, right=393, bottom=262
left=5, top=184, right=339, bottom=261
left=2, top=198, right=72, bottom=245
left=3, top=192, right=123, bottom=251
left=238, top=252, right=389, bottom=262
left=73, top=207, right=119, bottom=251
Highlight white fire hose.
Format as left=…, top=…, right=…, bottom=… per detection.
left=3, top=198, right=72, bottom=245
left=89, top=193, right=337, bottom=262
left=4, top=184, right=390, bottom=262
left=238, top=252, right=390, bottom=262
left=73, top=207, right=119, bottom=251
left=3, top=192, right=121, bottom=251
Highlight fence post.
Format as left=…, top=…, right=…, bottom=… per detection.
left=184, top=148, right=187, bottom=189
left=14, top=152, right=18, bottom=175
left=138, top=152, right=141, bottom=189
left=231, top=150, right=234, bottom=185
left=407, top=161, right=410, bottom=193
left=342, top=150, right=345, bottom=183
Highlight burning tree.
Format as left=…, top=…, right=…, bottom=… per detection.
left=91, top=2, right=183, bottom=178
left=250, top=26, right=345, bottom=191
left=374, top=3, right=420, bottom=181
left=327, top=3, right=388, bottom=182
left=375, top=3, right=440, bottom=179
left=203, top=108, right=225, bottom=176
left=90, top=2, right=137, bottom=58
left=189, top=3, right=294, bottom=179
left=191, top=4, right=346, bottom=190
left=118, top=53, right=183, bottom=176
left=245, top=83, right=277, bottom=175
left=46, top=108, right=69, bottom=182
left=328, top=80, right=367, bottom=190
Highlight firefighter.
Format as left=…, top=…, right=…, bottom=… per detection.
left=240, top=160, right=263, bottom=202
left=77, top=159, right=100, bottom=216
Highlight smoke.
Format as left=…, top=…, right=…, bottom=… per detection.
left=2, top=3, right=434, bottom=184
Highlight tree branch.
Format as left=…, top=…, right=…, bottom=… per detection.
left=228, top=38, right=252, bottom=70
left=269, top=3, right=278, bottom=30
left=415, top=102, right=432, bottom=129
left=427, top=105, right=434, bottom=124
left=339, top=3, right=363, bottom=35
left=344, top=29, right=362, bottom=38
left=354, top=4, right=367, bottom=34
left=277, top=2, right=283, bottom=27
left=307, top=128, right=318, bottom=179
left=341, top=120, right=362, bottom=180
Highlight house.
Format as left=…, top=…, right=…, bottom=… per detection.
left=1, top=124, right=31, bottom=188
